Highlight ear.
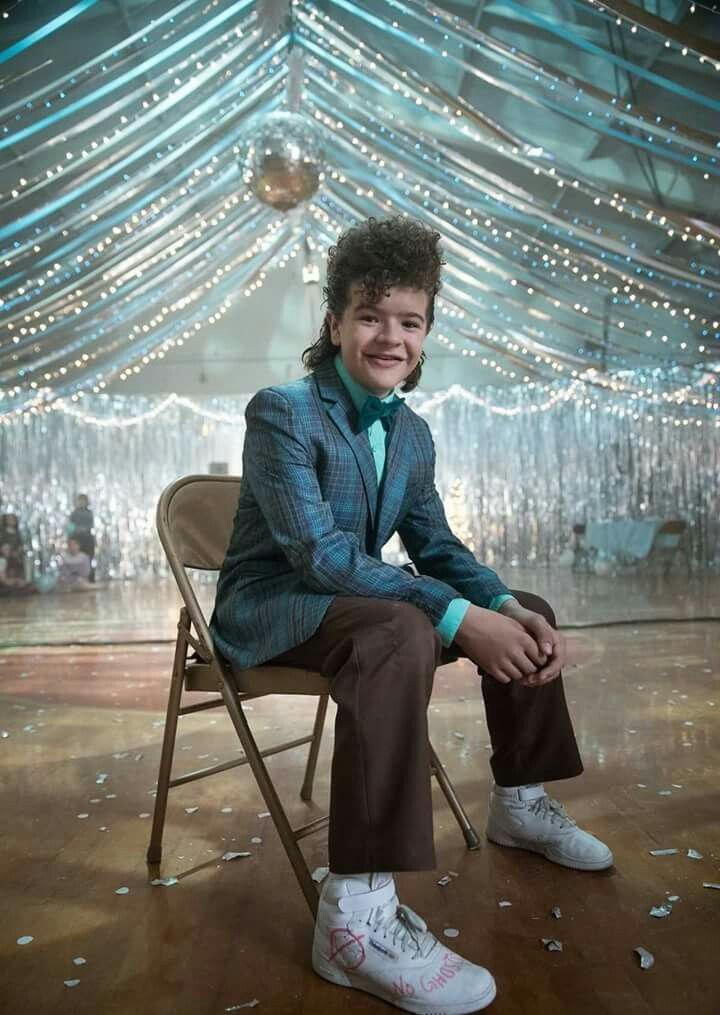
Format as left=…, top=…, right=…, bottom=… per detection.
left=327, top=312, right=341, bottom=346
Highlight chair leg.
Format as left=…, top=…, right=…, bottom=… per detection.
left=300, top=694, right=329, bottom=802
left=147, top=609, right=189, bottom=865
left=220, top=675, right=319, bottom=920
left=429, top=742, right=481, bottom=850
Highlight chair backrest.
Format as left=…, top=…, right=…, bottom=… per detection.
left=657, top=519, right=686, bottom=536
left=156, top=474, right=240, bottom=660
left=654, top=518, right=686, bottom=550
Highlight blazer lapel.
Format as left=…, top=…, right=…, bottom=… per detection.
left=314, top=363, right=378, bottom=529
left=375, top=406, right=410, bottom=550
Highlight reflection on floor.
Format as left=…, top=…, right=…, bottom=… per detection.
left=2, top=568, right=720, bottom=646
left=1, top=616, right=718, bottom=1013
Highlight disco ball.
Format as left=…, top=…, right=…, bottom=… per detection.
left=242, top=111, right=323, bottom=211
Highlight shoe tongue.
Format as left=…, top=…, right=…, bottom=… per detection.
left=324, top=871, right=395, bottom=908
left=342, top=872, right=392, bottom=895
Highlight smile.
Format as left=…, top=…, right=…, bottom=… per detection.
left=365, top=354, right=404, bottom=365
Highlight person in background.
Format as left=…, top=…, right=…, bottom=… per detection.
left=0, top=518, right=36, bottom=595
left=0, top=541, right=29, bottom=595
left=68, top=494, right=95, bottom=581
left=0, top=513, right=26, bottom=580
left=57, top=536, right=92, bottom=590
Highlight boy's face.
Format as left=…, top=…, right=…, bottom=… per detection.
left=328, top=285, right=429, bottom=396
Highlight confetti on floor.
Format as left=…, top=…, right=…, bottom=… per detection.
left=634, top=947, right=655, bottom=970
left=541, top=938, right=562, bottom=952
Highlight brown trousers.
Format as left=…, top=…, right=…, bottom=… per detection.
left=269, top=590, right=583, bottom=874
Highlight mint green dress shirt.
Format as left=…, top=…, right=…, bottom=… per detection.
left=333, top=355, right=515, bottom=646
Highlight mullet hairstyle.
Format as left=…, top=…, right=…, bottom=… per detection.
left=301, top=216, right=444, bottom=392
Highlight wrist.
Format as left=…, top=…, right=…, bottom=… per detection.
left=497, top=597, right=523, bottom=617
left=454, top=604, right=491, bottom=649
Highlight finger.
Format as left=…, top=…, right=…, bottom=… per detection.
left=542, top=635, right=566, bottom=672
left=536, top=669, right=562, bottom=685
left=513, top=651, right=539, bottom=677
left=524, top=616, right=555, bottom=653
left=500, top=660, right=525, bottom=682
left=553, top=634, right=567, bottom=669
left=520, top=670, right=560, bottom=687
left=478, top=665, right=511, bottom=685
left=536, top=626, right=557, bottom=657
left=533, top=660, right=563, bottom=683
left=520, top=637, right=545, bottom=667
left=522, top=662, right=560, bottom=686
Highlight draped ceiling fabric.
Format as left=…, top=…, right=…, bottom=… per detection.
left=0, top=0, right=719, bottom=572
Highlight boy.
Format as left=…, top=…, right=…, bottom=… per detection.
left=212, top=216, right=612, bottom=1013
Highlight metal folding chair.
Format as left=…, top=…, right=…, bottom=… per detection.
left=646, top=519, right=691, bottom=576
left=148, top=474, right=481, bottom=918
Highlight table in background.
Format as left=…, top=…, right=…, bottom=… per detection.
left=584, top=518, right=664, bottom=562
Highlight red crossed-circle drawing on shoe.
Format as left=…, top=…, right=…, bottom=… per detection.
left=328, top=926, right=366, bottom=970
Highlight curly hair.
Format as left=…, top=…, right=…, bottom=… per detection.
left=301, top=216, right=444, bottom=392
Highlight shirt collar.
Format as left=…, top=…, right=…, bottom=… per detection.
left=333, top=354, right=403, bottom=412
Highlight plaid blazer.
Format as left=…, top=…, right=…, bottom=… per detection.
left=211, top=360, right=510, bottom=669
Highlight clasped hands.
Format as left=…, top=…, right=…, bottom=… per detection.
left=454, top=600, right=566, bottom=687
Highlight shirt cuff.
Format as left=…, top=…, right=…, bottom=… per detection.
left=488, top=593, right=517, bottom=612
left=436, top=598, right=471, bottom=647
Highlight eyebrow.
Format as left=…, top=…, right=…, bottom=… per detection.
left=354, top=303, right=426, bottom=322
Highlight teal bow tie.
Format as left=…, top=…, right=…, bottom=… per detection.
left=357, top=394, right=403, bottom=432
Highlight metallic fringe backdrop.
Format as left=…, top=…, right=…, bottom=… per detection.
left=1, top=387, right=718, bottom=580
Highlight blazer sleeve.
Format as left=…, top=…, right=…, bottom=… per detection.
left=242, top=388, right=460, bottom=624
left=397, top=419, right=511, bottom=609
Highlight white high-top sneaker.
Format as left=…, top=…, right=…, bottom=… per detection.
left=486, top=784, right=613, bottom=871
left=312, top=872, right=496, bottom=1013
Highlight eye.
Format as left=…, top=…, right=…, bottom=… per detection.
left=403, top=320, right=420, bottom=329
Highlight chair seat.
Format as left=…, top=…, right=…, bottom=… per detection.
left=185, top=659, right=330, bottom=695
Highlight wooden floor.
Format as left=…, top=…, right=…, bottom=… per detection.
left=2, top=567, right=719, bottom=647
left=1, top=576, right=719, bottom=1014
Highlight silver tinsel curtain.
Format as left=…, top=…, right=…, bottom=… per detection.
left=2, top=388, right=718, bottom=578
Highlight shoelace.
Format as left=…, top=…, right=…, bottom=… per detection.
left=365, top=902, right=438, bottom=960
left=527, top=794, right=577, bottom=829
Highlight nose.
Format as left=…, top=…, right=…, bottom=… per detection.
left=376, top=320, right=404, bottom=345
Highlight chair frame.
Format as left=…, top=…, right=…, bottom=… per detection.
left=148, top=474, right=481, bottom=919
left=645, top=519, right=691, bottom=577
left=571, top=522, right=596, bottom=573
